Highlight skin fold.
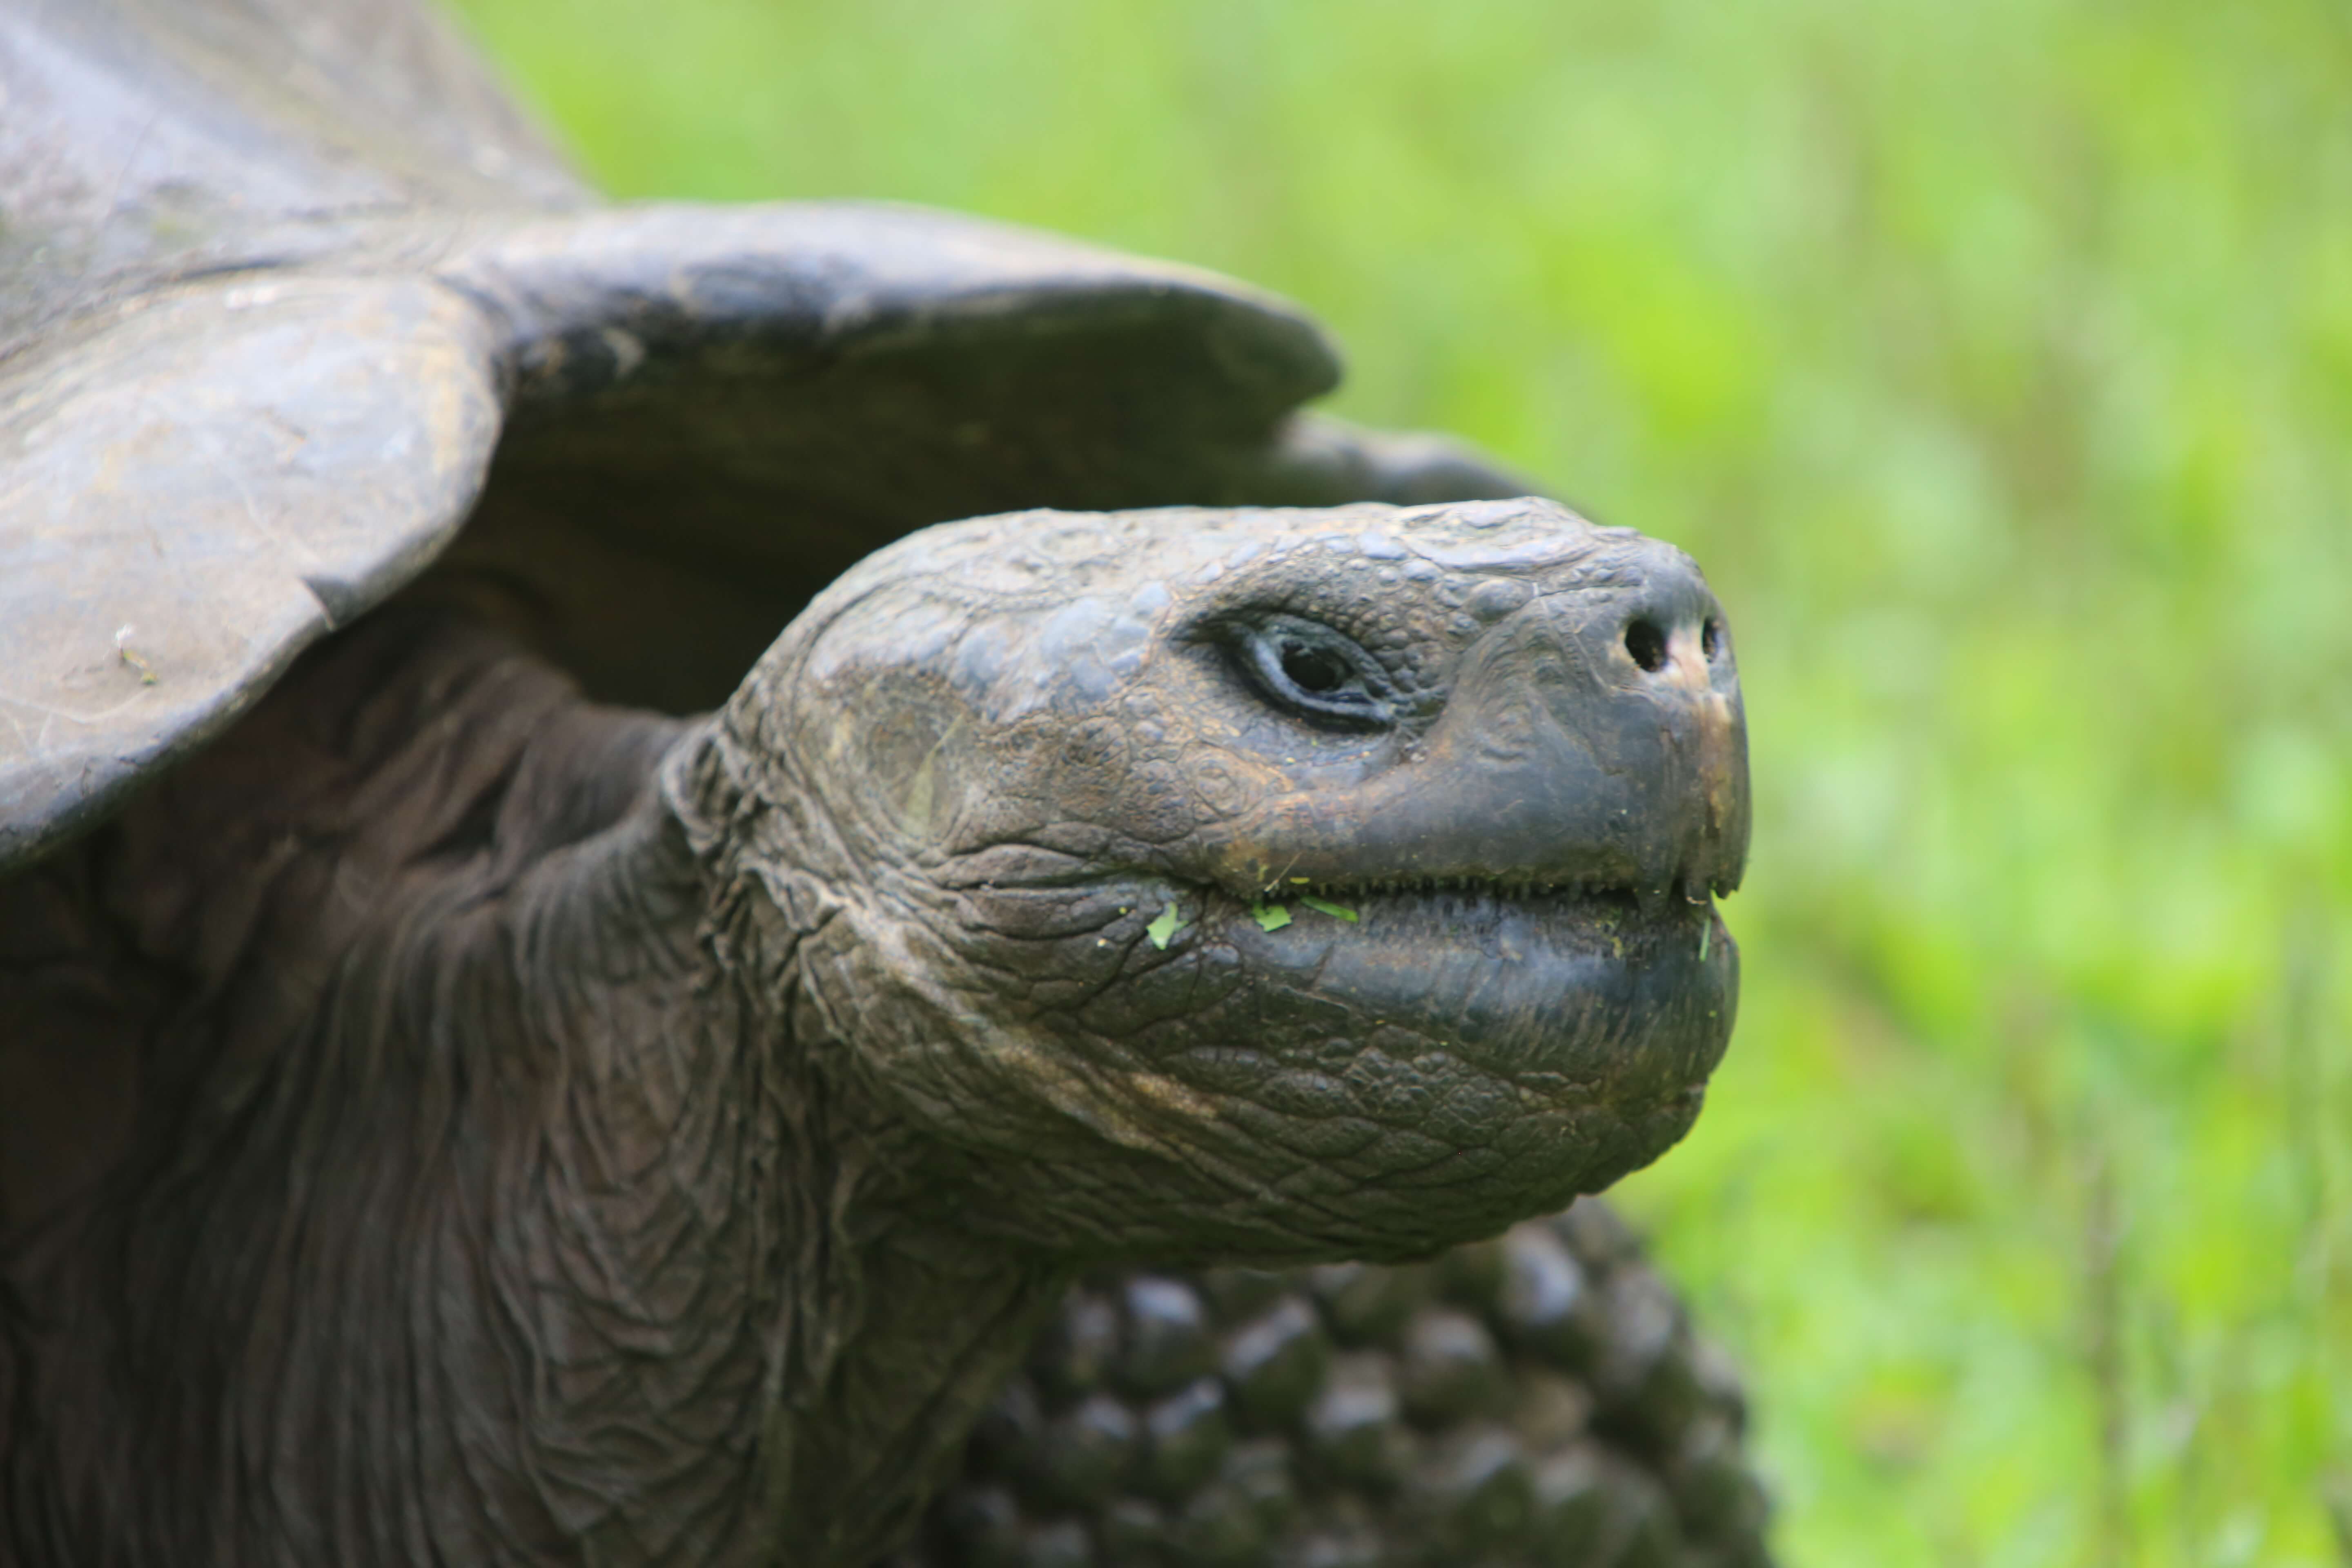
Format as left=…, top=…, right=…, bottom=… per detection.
left=0, top=497, right=1746, bottom=1568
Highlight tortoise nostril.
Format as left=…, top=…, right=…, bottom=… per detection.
left=1702, top=619, right=1724, bottom=662
left=1623, top=619, right=1668, bottom=674
left=1280, top=641, right=1349, bottom=695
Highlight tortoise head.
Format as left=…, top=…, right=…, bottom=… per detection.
left=695, top=497, right=1748, bottom=1263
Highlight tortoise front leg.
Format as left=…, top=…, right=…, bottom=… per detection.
left=901, top=1199, right=1771, bottom=1568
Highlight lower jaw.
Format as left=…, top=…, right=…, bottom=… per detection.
left=914, top=884, right=1738, bottom=1258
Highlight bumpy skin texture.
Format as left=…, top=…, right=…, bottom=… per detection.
left=2, top=498, right=1749, bottom=1567
left=910, top=1202, right=1770, bottom=1568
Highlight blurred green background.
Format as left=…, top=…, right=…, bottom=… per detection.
left=444, top=0, right=2350, bottom=1561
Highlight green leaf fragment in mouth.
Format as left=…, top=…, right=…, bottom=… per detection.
left=1250, top=901, right=1293, bottom=932
left=1146, top=901, right=1187, bottom=949
left=1299, top=895, right=1359, bottom=922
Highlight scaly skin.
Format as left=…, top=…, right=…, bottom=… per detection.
left=907, top=1205, right=1774, bottom=1568
left=0, top=498, right=1747, bottom=1567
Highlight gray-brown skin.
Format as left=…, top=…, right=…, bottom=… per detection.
left=0, top=495, right=1746, bottom=1568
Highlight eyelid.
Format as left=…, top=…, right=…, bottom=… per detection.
left=1221, top=612, right=1396, bottom=731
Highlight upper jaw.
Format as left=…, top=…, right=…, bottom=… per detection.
left=1181, top=719, right=1747, bottom=911
left=1170, top=586, right=1750, bottom=912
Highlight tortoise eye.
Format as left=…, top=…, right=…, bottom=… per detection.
left=1228, top=614, right=1395, bottom=731
left=1280, top=642, right=1350, bottom=694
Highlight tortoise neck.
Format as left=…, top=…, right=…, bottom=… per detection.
left=429, top=770, right=1059, bottom=1568
left=665, top=723, right=1076, bottom=1564
left=2, top=611, right=1052, bottom=1568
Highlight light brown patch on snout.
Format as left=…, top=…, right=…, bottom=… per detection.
left=1660, top=640, right=1741, bottom=841
left=1693, top=685, right=1742, bottom=846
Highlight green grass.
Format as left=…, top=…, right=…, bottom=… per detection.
left=443, top=0, right=2352, bottom=1559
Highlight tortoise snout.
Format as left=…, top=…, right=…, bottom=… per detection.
left=1619, top=600, right=1732, bottom=690
left=1459, top=538, right=1749, bottom=898
left=1576, top=547, right=1748, bottom=898
left=1601, top=547, right=1735, bottom=697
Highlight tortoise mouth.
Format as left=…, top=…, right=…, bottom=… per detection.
left=1207, top=872, right=1708, bottom=949
left=1173, top=873, right=1736, bottom=1092
left=947, top=853, right=1735, bottom=1103
left=1248, top=875, right=1654, bottom=924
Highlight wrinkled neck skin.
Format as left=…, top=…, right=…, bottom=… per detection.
left=0, top=612, right=1056, bottom=1568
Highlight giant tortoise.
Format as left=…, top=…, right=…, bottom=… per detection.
left=0, top=1, right=1766, bottom=1564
